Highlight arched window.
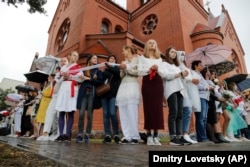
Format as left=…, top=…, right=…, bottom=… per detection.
left=55, top=18, right=71, bottom=52
left=115, top=25, right=123, bottom=33
left=101, top=21, right=109, bottom=34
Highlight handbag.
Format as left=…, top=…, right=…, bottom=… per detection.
left=96, top=75, right=112, bottom=96
left=96, top=83, right=110, bottom=96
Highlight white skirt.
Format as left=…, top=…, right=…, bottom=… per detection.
left=215, top=101, right=223, bottom=114
left=186, top=83, right=201, bottom=112
left=55, top=81, right=78, bottom=112
left=116, top=81, right=141, bottom=107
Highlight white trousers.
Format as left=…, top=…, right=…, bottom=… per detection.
left=118, top=104, right=140, bottom=141
left=14, top=113, right=22, bottom=132
left=43, top=95, right=58, bottom=133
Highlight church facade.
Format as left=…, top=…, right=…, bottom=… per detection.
left=44, top=0, right=247, bottom=135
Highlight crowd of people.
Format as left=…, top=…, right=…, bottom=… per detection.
left=2, top=39, right=250, bottom=146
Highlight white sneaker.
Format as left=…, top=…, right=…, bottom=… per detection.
left=228, top=135, right=242, bottom=142
left=147, top=136, right=155, bottom=145
left=49, top=134, right=59, bottom=141
left=153, top=137, right=162, bottom=145
left=37, top=135, right=50, bottom=141
left=29, top=135, right=35, bottom=139
left=183, top=134, right=198, bottom=144
left=233, top=137, right=242, bottom=142
left=6, top=134, right=14, bottom=137
left=224, top=136, right=233, bottom=142
left=241, top=137, right=250, bottom=142
left=12, top=134, right=19, bottom=138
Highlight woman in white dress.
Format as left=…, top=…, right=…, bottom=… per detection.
left=55, top=51, right=83, bottom=142
left=116, top=45, right=141, bottom=144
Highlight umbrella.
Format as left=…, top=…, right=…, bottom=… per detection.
left=4, top=100, right=17, bottom=107
left=34, top=55, right=60, bottom=74
left=185, top=44, right=232, bottom=67
left=6, top=93, right=23, bottom=102
left=224, top=73, right=248, bottom=84
left=207, top=61, right=236, bottom=76
left=15, top=85, right=36, bottom=93
left=24, top=70, right=49, bottom=83
left=237, top=78, right=250, bottom=91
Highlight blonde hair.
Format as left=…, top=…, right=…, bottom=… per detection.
left=68, top=51, right=79, bottom=62
left=123, top=45, right=137, bottom=55
left=143, top=39, right=161, bottom=58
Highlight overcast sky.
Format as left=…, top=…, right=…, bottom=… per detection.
left=0, top=0, right=249, bottom=83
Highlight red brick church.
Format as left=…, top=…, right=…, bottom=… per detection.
left=37, top=0, right=247, bottom=135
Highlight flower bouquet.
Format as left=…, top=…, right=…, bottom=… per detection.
left=218, top=90, right=231, bottom=108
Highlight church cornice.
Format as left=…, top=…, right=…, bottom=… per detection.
left=96, top=0, right=129, bottom=19
left=191, top=29, right=224, bottom=39
left=188, top=0, right=208, bottom=19
left=130, top=0, right=161, bottom=21
left=221, top=9, right=245, bottom=56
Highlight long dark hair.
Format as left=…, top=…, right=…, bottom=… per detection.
left=165, top=46, right=179, bottom=66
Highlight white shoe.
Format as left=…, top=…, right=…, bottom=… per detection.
left=12, top=135, right=19, bottom=138
left=49, top=134, right=59, bottom=141
left=241, top=137, right=250, bottom=142
left=29, top=135, right=35, bottom=139
left=233, top=137, right=242, bottom=142
left=6, top=134, right=14, bottom=137
left=183, top=134, right=198, bottom=144
left=228, top=135, right=242, bottom=142
left=153, top=137, right=162, bottom=145
left=224, top=136, right=233, bottom=142
left=37, top=135, right=50, bottom=141
left=147, top=136, right=155, bottom=145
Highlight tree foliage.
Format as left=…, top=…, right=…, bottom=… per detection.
left=2, top=0, right=47, bottom=14
left=0, top=88, right=15, bottom=111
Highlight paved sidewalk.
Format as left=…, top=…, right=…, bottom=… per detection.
left=1, top=136, right=250, bottom=167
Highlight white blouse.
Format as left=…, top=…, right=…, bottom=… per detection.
left=161, top=62, right=184, bottom=100
left=137, top=55, right=164, bottom=77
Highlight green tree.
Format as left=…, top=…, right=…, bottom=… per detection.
left=2, top=0, right=47, bottom=14
left=0, top=88, right=15, bottom=111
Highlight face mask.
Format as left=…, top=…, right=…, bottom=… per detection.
left=234, top=86, right=238, bottom=90
left=179, top=55, right=185, bottom=62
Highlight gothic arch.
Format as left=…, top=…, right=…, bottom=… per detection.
left=55, top=18, right=71, bottom=52
left=115, top=25, right=124, bottom=33
left=101, top=18, right=112, bottom=34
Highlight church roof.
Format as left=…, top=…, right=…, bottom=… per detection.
left=191, top=23, right=214, bottom=34
left=81, top=40, right=112, bottom=56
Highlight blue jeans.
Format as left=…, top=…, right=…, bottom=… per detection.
left=195, top=98, right=208, bottom=141
left=182, top=107, right=192, bottom=133
left=78, top=90, right=94, bottom=135
left=101, top=97, right=119, bottom=136
left=167, top=91, right=183, bottom=138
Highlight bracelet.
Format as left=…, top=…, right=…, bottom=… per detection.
left=180, top=72, right=183, bottom=77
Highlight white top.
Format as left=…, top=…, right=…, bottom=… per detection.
left=137, top=55, right=164, bottom=77
left=161, top=62, right=184, bottom=100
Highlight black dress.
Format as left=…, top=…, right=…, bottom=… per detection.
left=142, top=74, right=164, bottom=130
